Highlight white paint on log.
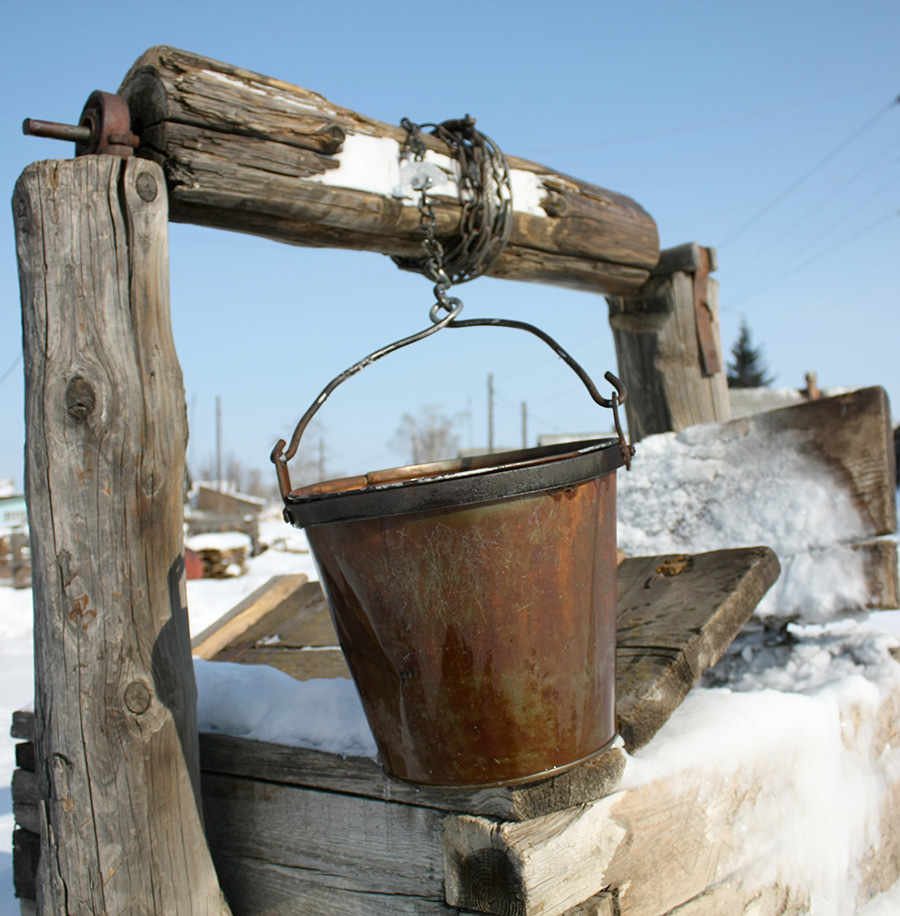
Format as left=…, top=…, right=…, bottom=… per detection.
left=308, top=129, right=550, bottom=216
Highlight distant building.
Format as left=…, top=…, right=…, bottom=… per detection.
left=0, top=494, right=27, bottom=533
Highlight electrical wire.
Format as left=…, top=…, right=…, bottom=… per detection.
left=727, top=210, right=897, bottom=309
left=0, top=352, right=22, bottom=389
left=726, top=135, right=900, bottom=277
left=718, top=97, right=899, bottom=248
left=520, top=78, right=899, bottom=155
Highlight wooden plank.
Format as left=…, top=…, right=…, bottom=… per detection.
left=618, top=388, right=898, bottom=594
left=650, top=241, right=718, bottom=276
left=12, top=765, right=40, bottom=834
left=215, top=577, right=334, bottom=650
left=869, top=534, right=900, bottom=601
left=209, top=854, right=460, bottom=916
left=762, top=538, right=899, bottom=618
left=198, top=730, right=625, bottom=822
left=191, top=573, right=308, bottom=658
left=118, top=46, right=659, bottom=296
left=616, top=547, right=781, bottom=751
left=14, top=156, right=229, bottom=914
left=201, top=772, right=446, bottom=899
left=10, top=710, right=34, bottom=742
left=226, top=646, right=352, bottom=680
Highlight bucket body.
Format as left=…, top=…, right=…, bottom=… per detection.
left=287, top=439, right=623, bottom=787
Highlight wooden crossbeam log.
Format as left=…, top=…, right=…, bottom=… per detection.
left=118, top=46, right=660, bottom=296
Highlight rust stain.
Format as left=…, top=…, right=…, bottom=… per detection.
left=656, top=556, right=693, bottom=577
left=68, top=595, right=97, bottom=628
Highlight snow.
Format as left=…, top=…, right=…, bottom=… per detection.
left=0, top=452, right=898, bottom=911
left=195, top=661, right=375, bottom=757
left=308, top=130, right=552, bottom=217
left=617, top=419, right=875, bottom=622
left=185, top=530, right=253, bottom=552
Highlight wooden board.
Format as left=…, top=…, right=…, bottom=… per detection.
left=117, top=46, right=659, bottom=297
left=191, top=573, right=309, bottom=659
left=615, top=547, right=780, bottom=751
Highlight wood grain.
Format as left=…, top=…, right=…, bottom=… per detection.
left=616, top=547, right=781, bottom=751
left=191, top=573, right=308, bottom=658
left=15, top=156, right=229, bottom=914
left=118, top=46, right=659, bottom=296
left=608, top=245, right=730, bottom=440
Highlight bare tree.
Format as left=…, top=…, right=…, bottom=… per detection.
left=389, top=405, right=462, bottom=465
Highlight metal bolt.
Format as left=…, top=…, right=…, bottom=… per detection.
left=23, top=118, right=92, bottom=144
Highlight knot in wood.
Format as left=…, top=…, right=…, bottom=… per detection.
left=135, top=171, right=158, bottom=202
left=541, top=193, right=568, bottom=218
left=124, top=681, right=152, bottom=715
left=65, top=376, right=96, bottom=421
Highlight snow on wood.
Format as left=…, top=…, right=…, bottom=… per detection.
left=618, top=386, right=898, bottom=621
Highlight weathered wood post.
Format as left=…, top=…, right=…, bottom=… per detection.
left=606, top=242, right=731, bottom=441
left=14, top=155, right=230, bottom=914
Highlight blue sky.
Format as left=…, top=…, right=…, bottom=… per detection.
left=1, top=1, right=898, bottom=491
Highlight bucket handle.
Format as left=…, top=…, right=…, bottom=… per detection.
left=271, top=301, right=632, bottom=498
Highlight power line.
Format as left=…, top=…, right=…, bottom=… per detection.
left=0, top=352, right=23, bottom=389
left=520, top=79, right=899, bottom=156
left=726, top=135, right=900, bottom=277
left=728, top=209, right=897, bottom=309
left=719, top=96, right=899, bottom=248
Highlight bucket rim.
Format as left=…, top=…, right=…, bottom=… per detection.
left=283, top=436, right=626, bottom=528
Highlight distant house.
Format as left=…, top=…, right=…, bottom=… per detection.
left=0, top=493, right=27, bottom=533
left=185, top=484, right=266, bottom=556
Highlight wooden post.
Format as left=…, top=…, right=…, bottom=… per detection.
left=14, top=156, right=230, bottom=914
left=606, top=242, right=731, bottom=441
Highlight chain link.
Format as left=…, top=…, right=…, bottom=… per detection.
left=393, top=115, right=513, bottom=317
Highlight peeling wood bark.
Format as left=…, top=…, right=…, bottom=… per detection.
left=118, top=46, right=659, bottom=296
left=14, top=156, right=230, bottom=915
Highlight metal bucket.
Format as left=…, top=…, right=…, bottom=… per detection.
left=284, top=438, right=625, bottom=786
left=271, top=308, right=632, bottom=787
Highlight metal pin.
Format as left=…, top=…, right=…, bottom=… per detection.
left=22, top=118, right=92, bottom=144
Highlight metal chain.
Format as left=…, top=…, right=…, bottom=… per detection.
left=392, top=115, right=513, bottom=316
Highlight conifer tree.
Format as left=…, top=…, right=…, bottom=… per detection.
left=726, top=320, right=774, bottom=388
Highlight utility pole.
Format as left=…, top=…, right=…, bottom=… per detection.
left=522, top=401, right=528, bottom=449
left=487, top=373, right=494, bottom=454
left=216, top=395, right=222, bottom=491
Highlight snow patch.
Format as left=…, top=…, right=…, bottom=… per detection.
left=194, top=659, right=376, bottom=758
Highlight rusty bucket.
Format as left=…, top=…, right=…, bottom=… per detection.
left=271, top=309, right=632, bottom=787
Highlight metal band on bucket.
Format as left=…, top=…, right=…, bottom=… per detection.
left=284, top=437, right=627, bottom=527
